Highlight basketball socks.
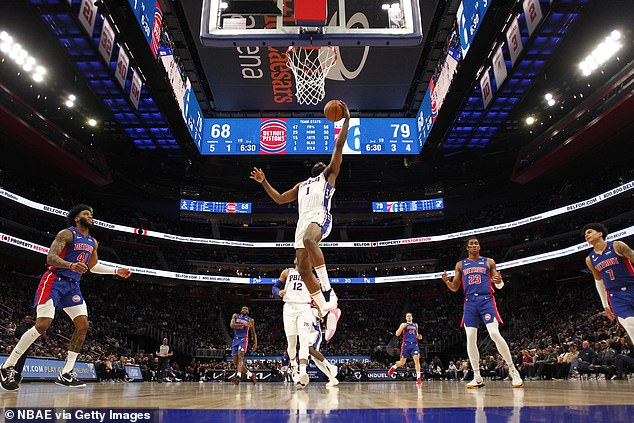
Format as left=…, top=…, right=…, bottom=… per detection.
left=416, top=371, right=421, bottom=379
left=245, top=370, right=252, bottom=378
left=2, top=326, right=40, bottom=368
left=62, top=351, right=79, bottom=374
left=315, top=265, right=331, bottom=291
left=310, top=290, right=331, bottom=312
left=299, top=364, right=307, bottom=376
left=465, top=327, right=481, bottom=379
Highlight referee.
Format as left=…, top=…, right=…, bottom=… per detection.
left=155, top=338, right=173, bottom=383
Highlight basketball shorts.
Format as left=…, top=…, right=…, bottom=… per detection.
left=231, top=337, right=249, bottom=355
left=33, top=271, right=88, bottom=320
left=461, top=294, right=503, bottom=328
left=283, top=302, right=313, bottom=337
left=401, top=342, right=420, bottom=358
left=609, top=287, right=634, bottom=319
left=294, top=210, right=332, bottom=249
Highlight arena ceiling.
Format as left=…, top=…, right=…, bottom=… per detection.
left=0, top=0, right=632, bottom=194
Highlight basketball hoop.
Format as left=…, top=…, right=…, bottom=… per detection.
left=286, top=46, right=337, bottom=106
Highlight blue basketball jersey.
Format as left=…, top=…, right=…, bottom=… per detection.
left=49, top=226, right=95, bottom=282
left=402, top=323, right=419, bottom=343
left=461, top=257, right=493, bottom=295
left=233, top=314, right=251, bottom=339
left=589, top=242, right=634, bottom=292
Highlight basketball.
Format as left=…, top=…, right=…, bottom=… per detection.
left=324, top=100, right=345, bottom=122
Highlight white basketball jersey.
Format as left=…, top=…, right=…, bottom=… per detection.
left=297, top=172, right=335, bottom=217
left=283, top=268, right=312, bottom=303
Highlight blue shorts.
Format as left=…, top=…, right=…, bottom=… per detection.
left=609, top=287, right=634, bottom=319
left=232, top=337, right=248, bottom=355
left=462, top=294, right=503, bottom=328
left=401, top=342, right=420, bottom=358
left=34, top=271, right=84, bottom=309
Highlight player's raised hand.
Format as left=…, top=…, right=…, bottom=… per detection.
left=339, top=100, right=350, bottom=119
left=441, top=271, right=449, bottom=283
left=250, top=167, right=265, bottom=183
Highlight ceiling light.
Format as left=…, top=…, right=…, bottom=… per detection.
left=68, top=94, right=76, bottom=101
left=525, top=116, right=535, bottom=125
left=65, top=100, right=74, bottom=108
left=32, top=73, right=43, bottom=82
left=544, top=93, right=553, bottom=101
left=547, top=99, right=555, bottom=107
left=610, top=30, right=621, bottom=41
left=34, top=65, right=46, bottom=75
left=0, top=31, right=10, bottom=42
left=87, top=118, right=97, bottom=127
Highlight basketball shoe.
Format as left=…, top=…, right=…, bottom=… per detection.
left=466, top=376, right=484, bottom=389
left=388, top=366, right=396, bottom=378
left=325, top=308, right=341, bottom=342
left=56, top=371, right=86, bottom=388
left=0, top=366, right=19, bottom=391
left=510, top=368, right=524, bottom=388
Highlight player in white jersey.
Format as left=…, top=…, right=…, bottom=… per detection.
left=252, top=100, right=350, bottom=342
left=272, top=261, right=315, bottom=388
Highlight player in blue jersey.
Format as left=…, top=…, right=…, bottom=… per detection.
left=250, top=100, right=350, bottom=342
left=0, top=205, right=131, bottom=391
left=441, top=237, right=523, bottom=389
left=229, top=306, right=258, bottom=385
left=584, top=223, right=634, bottom=341
left=387, top=313, right=423, bottom=385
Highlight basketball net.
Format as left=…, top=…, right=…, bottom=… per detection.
left=286, top=46, right=337, bottom=106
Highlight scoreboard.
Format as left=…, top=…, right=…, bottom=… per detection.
left=180, top=200, right=252, bottom=214
left=200, top=118, right=421, bottom=155
left=372, top=198, right=444, bottom=213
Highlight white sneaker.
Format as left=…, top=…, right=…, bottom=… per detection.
left=325, top=308, right=341, bottom=342
left=297, top=373, right=309, bottom=389
left=326, top=363, right=339, bottom=387
left=510, top=369, right=524, bottom=388
left=326, top=377, right=339, bottom=387
left=466, top=377, right=484, bottom=389
left=291, top=366, right=299, bottom=383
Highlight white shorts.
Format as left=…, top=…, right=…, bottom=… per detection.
left=308, top=329, right=322, bottom=351
left=36, top=298, right=88, bottom=320
left=294, top=210, right=332, bottom=249
left=283, top=302, right=313, bottom=336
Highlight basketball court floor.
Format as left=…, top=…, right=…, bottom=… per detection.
left=2, top=380, right=633, bottom=422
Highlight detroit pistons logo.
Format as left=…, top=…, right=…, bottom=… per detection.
left=72, top=295, right=81, bottom=303
left=484, top=313, right=492, bottom=321
left=259, top=119, right=287, bottom=154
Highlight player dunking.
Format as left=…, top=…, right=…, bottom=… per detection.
left=387, top=313, right=423, bottom=385
left=584, top=223, right=634, bottom=341
left=441, top=237, right=523, bottom=389
left=251, top=100, right=350, bottom=341
left=0, top=205, right=131, bottom=391
left=229, top=306, right=258, bottom=385
left=273, top=261, right=314, bottom=388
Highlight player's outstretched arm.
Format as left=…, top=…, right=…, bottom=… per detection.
left=88, top=240, right=132, bottom=278
left=395, top=323, right=406, bottom=337
left=324, top=101, right=350, bottom=184
left=585, top=256, right=615, bottom=321
left=250, top=167, right=299, bottom=204
left=442, top=262, right=462, bottom=292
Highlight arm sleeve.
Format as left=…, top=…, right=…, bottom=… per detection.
left=595, top=279, right=610, bottom=308
left=90, top=262, right=117, bottom=275
left=272, top=280, right=285, bottom=297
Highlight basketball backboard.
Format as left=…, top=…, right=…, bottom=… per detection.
left=200, top=0, right=423, bottom=47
